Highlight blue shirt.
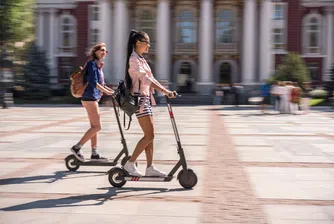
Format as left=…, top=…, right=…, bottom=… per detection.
left=82, top=60, right=103, bottom=101
left=261, top=83, right=271, bottom=97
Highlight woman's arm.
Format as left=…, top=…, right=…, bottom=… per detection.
left=129, top=57, right=174, bottom=96
left=149, top=79, right=171, bottom=96
left=87, top=61, right=114, bottom=95
left=96, top=83, right=114, bottom=95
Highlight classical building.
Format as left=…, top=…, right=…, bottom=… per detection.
left=35, top=0, right=334, bottom=94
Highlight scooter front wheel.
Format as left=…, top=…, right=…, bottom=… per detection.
left=108, top=167, right=127, bottom=187
left=65, top=155, right=80, bottom=171
left=178, top=169, right=198, bottom=189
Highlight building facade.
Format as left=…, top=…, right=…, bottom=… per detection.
left=35, top=0, right=334, bottom=94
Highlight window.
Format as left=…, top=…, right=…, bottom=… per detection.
left=307, top=63, right=319, bottom=81
left=272, top=3, right=286, bottom=51
left=216, top=9, right=235, bottom=43
left=176, top=10, right=196, bottom=43
left=138, top=9, right=155, bottom=44
left=89, top=5, right=101, bottom=47
left=90, top=29, right=100, bottom=46
left=273, top=28, right=284, bottom=49
left=305, top=17, right=321, bottom=53
left=59, top=15, right=76, bottom=52
left=91, top=5, right=100, bottom=21
left=273, top=4, right=284, bottom=20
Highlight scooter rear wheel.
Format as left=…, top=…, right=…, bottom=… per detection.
left=178, top=169, right=197, bottom=189
left=108, top=167, right=127, bottom=187
left=65, top=155, right=80, bottom=171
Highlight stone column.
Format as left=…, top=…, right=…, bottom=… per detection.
left=324, top=8, right=333, bottom=81
left=49, top=9, right=57, bottom=84
left=242, top=0, right=256, bottom=84
left=198, top=0, right=214, bottom=95
left=259, top=0, right=273, bottom=81
left=156, top=0, right=171, bottom=101
left=100, top=0, right=113, bottom=82
left=37, top=10, right=43, bottom=48
left=156, top=0, right=171, bottom=82
left=113, top=0, right=128, bottom=83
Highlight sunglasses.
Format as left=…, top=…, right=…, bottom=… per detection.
left=98, top=48, right=108, bottom=54
left=139, top=40, right=150, bottom=45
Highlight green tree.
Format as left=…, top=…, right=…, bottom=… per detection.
left=0, top=0, right=35, bottom=46
left=272, top=52, right=310, bottom=84
left=21, top=42, right=50, bottom=100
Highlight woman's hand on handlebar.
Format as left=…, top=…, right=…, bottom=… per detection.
left=166, top=90, right=177, bottom=98
left=106, top=90, right=115, bottom=96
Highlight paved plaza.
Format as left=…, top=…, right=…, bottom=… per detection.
left=0, top=104, right=333, bottom=224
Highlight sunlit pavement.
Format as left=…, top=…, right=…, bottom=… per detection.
left=0, top=105, right=333, bottom=224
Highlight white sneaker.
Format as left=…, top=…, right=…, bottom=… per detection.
left=145, top=165, right=167, bottom=177
left=123, top=161, right=143, bottom=177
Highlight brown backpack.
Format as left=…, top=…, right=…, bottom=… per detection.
left=70, top=63, right=88, bottom=98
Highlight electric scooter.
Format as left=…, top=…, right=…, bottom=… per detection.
left=107, top=94, right=198, bottom=189
left=64, top=97, right=133, bottom=171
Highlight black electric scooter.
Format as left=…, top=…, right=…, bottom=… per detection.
left=64, top=97, right=133, bottom=171
left=107, top=94, right=198, bottom=189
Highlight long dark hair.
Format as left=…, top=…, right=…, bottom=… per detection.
left=125, top=30, right=147, bottom=90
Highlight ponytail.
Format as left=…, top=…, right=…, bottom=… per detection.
left=124, top=29, right=148, bottom=91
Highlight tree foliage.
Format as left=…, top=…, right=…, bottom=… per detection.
left=271, top=53, right=311, bottom=84
left=0, top=0, right=35, bottom=46
left=21, top=42, right=50, bottom=100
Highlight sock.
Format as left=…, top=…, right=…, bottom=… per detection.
left=92, top=148, right=98, bottom=156
left=74, top=144, right=82, bottom=150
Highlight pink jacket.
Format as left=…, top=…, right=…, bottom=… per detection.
left=128, top=51, right=156, bottom=105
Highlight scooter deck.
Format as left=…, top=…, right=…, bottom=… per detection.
left=72, top=159, right=118, bottom=166
left=118, top=176, right=174, bottom=182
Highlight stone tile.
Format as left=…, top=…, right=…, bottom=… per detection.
left=236, top=146, right=288, bottom=162
left=265, top=205, right=334, bottom=224
left=247, top=167, right=334, bottom=200
left=0, top=162, right=33, bottom=177
left=264, top=205, right=332, bottom=221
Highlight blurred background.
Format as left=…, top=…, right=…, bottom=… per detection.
left=0, top=0, right=333, bottom=107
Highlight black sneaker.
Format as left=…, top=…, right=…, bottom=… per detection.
left=90, top=153, right=108, bottom=161
left=71, top=146, right=85, bottom=162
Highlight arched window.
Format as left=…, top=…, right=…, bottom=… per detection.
left=176, top=9, right=196, bottom=43
left=216, top=9, right=235, bottom=43
left=59, top=15, right=76, bottom=52
left=303, top=14, right=322, bottom=54
left=138, top=9, right=155, bottom=44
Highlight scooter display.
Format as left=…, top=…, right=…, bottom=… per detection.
left=64, top=97, right=133, bottom=171
left=107, top=94, right=198, bottom=189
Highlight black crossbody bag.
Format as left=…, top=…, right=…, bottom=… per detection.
left=115, top=80, right=141, bottom=130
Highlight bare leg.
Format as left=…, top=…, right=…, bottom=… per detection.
left=91, top=133, right=97, bottom=149
left=145, top=141, right=154, bottom=167
left=129, top=115, right=154, bottom=162
left=79, top=101, right=101, bottom=146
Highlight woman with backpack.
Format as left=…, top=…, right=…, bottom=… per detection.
left=71, top=42, right=115, bottom=162
left=123, top=30, right=176, bottom=177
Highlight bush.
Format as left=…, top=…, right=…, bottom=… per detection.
left=309, top=88, right=328, bottom=99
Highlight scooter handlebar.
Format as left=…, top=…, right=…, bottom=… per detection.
left=165, top=91, right=181, bottom=99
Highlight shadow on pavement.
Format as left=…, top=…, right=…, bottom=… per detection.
left=0, top=187, right=190, bottom=211
left=202, top=106, right=261, bottom=111
left=0, top=170, right=106, bottom=185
